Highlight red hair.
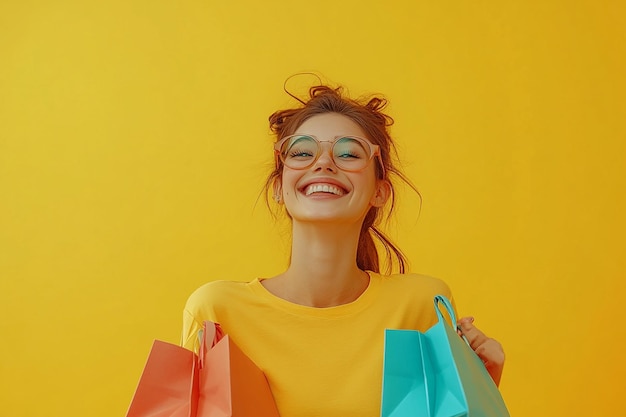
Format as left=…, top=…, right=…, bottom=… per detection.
left=265, top=85, right=419, bottom=274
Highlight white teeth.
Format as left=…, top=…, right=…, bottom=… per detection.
left=305, top=184, right=344, bottom=196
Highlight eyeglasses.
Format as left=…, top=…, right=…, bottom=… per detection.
left=274, top=134, right=385, bottom=176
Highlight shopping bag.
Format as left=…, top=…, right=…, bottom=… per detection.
left=381, top=295, right=510, bottom=417
left=198, top=332, right=281, bottom=417
left=126, top=321, right=280, bottom=417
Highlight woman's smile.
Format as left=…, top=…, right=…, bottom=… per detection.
left=303, top=183, right=345, bottom=196
left=298, top=177, right=349, bottom=197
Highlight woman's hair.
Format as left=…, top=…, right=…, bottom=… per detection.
left=265, top=85, right=419, bottom=274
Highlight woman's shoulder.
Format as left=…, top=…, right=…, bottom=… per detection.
left=377, top=272, right=451, bottom=293
left=382, top=272, right=446, bottom=282
left=184, top=279, right=257, bottom=312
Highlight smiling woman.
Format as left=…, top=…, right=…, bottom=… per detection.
left=180, top=84, right=505, bottom=417
left=275, top=113, right=388, bottom=233
left=267, top=86, right=412, bottom=274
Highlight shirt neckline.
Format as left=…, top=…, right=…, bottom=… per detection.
left=248, top=271, right=381, bottom=318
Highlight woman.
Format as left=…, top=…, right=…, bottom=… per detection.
left=181, top=85, right=504, bottom=417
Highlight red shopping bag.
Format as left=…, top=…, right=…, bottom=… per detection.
left=126, top=340, right=199, bottom=417
left=126, top=322, right=279, bottom=417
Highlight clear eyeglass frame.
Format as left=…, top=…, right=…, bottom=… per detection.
left=273, top=134, right=385, bottom=177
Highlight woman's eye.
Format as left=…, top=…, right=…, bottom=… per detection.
left=336, top=151, right=361, bottom=159
left=288, top=150, right=314, bottom=158
left=335, top=146, right=365, bottom=159
left=334, top=138, right=367, bottom=160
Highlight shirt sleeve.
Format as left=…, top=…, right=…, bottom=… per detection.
left=179, top=281, right=224, bottom=353
left=181, top=307, right=203, bottom=353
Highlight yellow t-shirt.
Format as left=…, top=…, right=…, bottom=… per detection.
left=181, top=272, right=453, bottom=417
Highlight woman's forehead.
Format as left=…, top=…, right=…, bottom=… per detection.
left=294, top=113, right=368, bottom=139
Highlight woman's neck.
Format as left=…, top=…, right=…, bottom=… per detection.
left=266, top=221, right=370, bottom=308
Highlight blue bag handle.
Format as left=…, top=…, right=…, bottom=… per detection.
left=433, top=294, right=471, bottom=346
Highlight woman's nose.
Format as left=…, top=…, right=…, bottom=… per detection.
left=312, top=145, right=338, bottom=172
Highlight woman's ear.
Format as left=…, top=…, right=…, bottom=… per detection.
left=371, top=179, right=392, bottom=208
left=272, top=179, right=283, bottom=204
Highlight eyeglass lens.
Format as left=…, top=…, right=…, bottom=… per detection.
left=280, top=136, right=371, bottom=171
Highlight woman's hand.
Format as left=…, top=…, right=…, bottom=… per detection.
left=457, top=317, right=505, bottom=387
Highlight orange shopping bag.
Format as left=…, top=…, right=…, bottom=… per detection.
left=126, top=321, right=280, bottom=417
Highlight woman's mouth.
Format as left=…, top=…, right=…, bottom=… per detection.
left=303, top=183, right=346, bottom=196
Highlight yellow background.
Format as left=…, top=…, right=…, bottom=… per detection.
left=1, top=1, right=624, bottom=416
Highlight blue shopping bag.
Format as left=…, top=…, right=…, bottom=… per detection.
left=381, top=295, right=509, bottom=417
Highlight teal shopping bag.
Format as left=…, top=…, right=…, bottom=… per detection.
left=381, top=295, right=509, bottom=417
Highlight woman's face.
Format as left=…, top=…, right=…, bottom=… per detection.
left=277, top=113, right=389, bottom=225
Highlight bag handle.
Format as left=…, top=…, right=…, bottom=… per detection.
left=198, top=321, right=224, bottom=369
left=433, top=295, right=470, bottom=346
